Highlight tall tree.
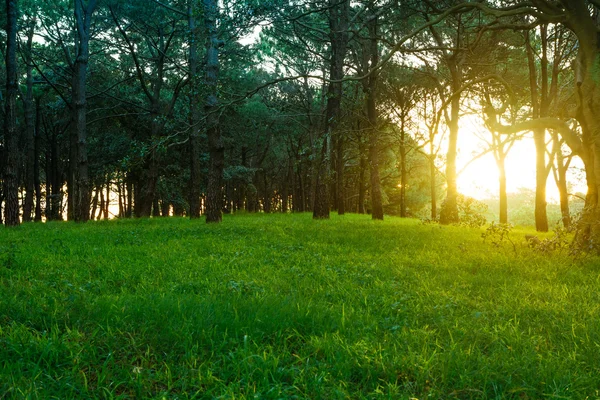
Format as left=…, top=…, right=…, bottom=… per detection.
left=188, top=0, right=201, bottom=219
left=20, top=14, right=36, bottom=222
left=204, top=0, right=224, bottom=223
left=365, top=4, right=383, bottom=220
left=313, top=0, right=350, bottom=219
left=4, top=0, right=20, bottom=226
left=71, top=0, right=97, bottom=222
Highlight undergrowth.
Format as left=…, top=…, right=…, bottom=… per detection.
left=0, top=213, right=599, bottom=399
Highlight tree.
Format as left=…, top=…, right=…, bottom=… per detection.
left=313, top=0, right=350, bottom=219
left=4, top=0, right=20, bottom=226
left=188, top=0, right=202, bottom=219
left=203, top=0, right=223, bottom=222
left=71, top=0, right=97, bottom=222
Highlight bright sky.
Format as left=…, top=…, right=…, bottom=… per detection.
left=455, top=119, right=586, bottom=203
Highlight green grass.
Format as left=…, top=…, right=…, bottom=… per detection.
left=0, top=213, right=599, bottom=399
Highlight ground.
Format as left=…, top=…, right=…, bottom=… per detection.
left=0, top=213, right=599, bottom=398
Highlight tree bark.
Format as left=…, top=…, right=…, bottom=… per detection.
left=188, top=0, right=202, bottom=219
left=336, top=135, right=345, bottom=215
left=72, top=0, right=97, bottom=222
left=313, top=0, right=349, bottom=219
left=533, top=129, right=549, bottom=231
left=439, top=69, right=460, bottom=225
left=429, top=142, right=437, bottom=220
left=3, top=0, right=20, bottom=226
left=34, top=98, right=42, bottom=221
left=400, top=125, right=407, bottom=218
left=22, top=22, right=36, bottom=222
left=366, top=9, right=383, bottom=220
left=204, top=0, right=224, bottom=223
left=498, top=156, right=508, bottom=224
left=358, top=141, right=367, bottom=214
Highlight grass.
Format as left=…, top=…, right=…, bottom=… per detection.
left=0, top=213, right=599, bottom=399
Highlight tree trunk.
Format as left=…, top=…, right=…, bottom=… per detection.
left=105, top=180, right=110, bottom=219
left=429, top=141, right=437, bottom=220
left=204, top=0, right=224, bottom=223
left=3, top=0, right=20, bottom=226
left=188, top=0, right=202, bottom=219
left=126, top=175, right=133, bottom=218
left=98, top=186, right=104, bottom=220
left=313, top=139, right=331, bottom=219
left=557, top=170, right=570, bottom=229
left=34, top=99, right=42, bottom=222
left=22, top=23, right=36, bottom=222
left=366, top=10, right=383, bottom=220
left=161, top=200, right=170, bottom=217
left=439, top=74, right=460, bottom=225
left=313, top=0, right=349, bottom=220
left=91, top=187, right=98, bottom=219
left=498, top=156, right=508, bottom=224
left=358, top=143, right=366, bottom=214
left=336, top=135, right=345, bottom=215
left=400, top=127, right=407, bottom=218
left=72, top=0, right=97, bottom=223
left=534, top=129, right=549, bottom=231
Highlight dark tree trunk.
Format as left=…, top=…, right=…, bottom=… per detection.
left=51, top=139, right=63, bottom=221
left=400, top=127, right=407, bottom=218
left=313, top=0, right=349, bottom=220
left=429, top=146, right=437, bottom=220
left=72, top=0, right=97, bottom=222
left=188, top=0, right=202, bottom=219
left=336, top=135, right=345, bottom=215
left=204, top=0, right=224, bottom=223
left=126, top=175, right=133, bottom=218
left=358, top=143, right=367, bottom=214
left=174, top=202, right=184, bottom=217
left=365, top=10, right=383, bottom=220
left=91, top=187, right=99, bottom=220
left=22, top=22, right=36, bottom=222
left=152, top=197, right=160, bottom=217
left=98, top=186, right=104, bottom=220
left=34, top=99, right=42, bottom=222
left=117, top=174, right=124, bottom=217
left=3, top=0, right=20, bottom=226
left=161, top=200, right=170, bottom=217
left=313, top=139, right=330, bottom=218
left=104, top=180, right=110, bottom=219
left=263, top=175, right=271, bottom=213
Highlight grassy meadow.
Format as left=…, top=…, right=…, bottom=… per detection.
left=1, top=213, right=599, bottom=399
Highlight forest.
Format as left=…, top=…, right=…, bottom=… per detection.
left=3, top=0, right=600, bottom=398
left=0, top=0, right=598, bottom=237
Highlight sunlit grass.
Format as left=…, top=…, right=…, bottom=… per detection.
left=1, top=213, right=599, bottom=398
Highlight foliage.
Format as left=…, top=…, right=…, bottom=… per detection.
left=455, top=194, right=488, bottom=228
left=482, top=222, right=516, bottom=254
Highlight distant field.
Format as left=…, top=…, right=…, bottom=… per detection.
left=1, top=214, right=599, bottom=399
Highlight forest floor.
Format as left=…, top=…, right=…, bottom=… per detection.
left=1, top=213, right=599, bottom=399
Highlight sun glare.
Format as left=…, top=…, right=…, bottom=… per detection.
left=456, top=130, right=586, bottom=203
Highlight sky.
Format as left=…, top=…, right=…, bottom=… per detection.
left=455, top=120, right=586, bottom=203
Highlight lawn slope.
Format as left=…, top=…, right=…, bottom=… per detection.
left=1, top=213, right=599, bottom=399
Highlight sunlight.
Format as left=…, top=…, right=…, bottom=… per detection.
left=457, top=130, right=586, bottom=203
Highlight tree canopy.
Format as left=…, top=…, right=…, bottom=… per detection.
left=2, top=0, right=600, bottom=245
